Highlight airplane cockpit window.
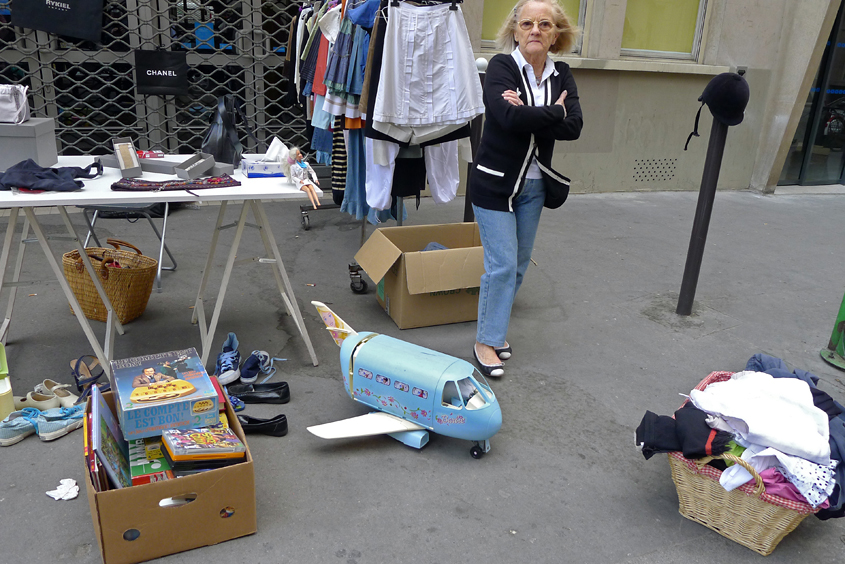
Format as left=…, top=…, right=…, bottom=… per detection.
left=441, top=381, right=462, bottom=408
left=472, top=369, right=495, bottom=399
left=457, top=377, right=488, bottom=410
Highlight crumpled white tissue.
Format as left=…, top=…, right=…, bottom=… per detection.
left=46, top=478, right=79, bottom=501
left=262, top=136, right=289, bottom=163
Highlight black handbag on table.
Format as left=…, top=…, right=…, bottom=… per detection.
left=201, top=96, right=258, bottom=167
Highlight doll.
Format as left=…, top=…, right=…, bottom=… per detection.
left=286, top=147, right=321, bottom=208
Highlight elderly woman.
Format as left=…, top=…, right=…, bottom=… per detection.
left=470, top=0, right=583, bottom=377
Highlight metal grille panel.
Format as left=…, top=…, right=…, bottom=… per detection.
left=0, top=0, right=308, bottom=156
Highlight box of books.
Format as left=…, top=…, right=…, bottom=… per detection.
left=111, top=348, right=219, bottom=439
left=83, top=391, right=256, bottom=564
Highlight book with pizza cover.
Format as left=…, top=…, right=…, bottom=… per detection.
left=91, top=386, right=132, bottom=489
left=110, top=347, right=219, bottom=439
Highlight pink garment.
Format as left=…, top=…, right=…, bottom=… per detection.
left=747, top=468, right=830, bottom=508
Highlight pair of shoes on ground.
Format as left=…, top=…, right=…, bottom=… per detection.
left=215, top=332, right=282, bottom=386
left=14, top=379, right=80, bottom=410
left=0, top=405, right=85, bottom=446
left=226, top=381, right=290, bottom=404
left=237, top=413, right=288, bottom=437
left=473, top=343, right=512, bottom=378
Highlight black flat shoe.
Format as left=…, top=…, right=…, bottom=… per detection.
left=237, top=413, right=288, bottom=436
left=227, top=382, right=290, bottom=404
left=473, top=345, right=504, bottom=378
left=494, top=344, right=512, bottom=360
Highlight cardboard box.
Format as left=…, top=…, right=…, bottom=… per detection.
left=354, top=223, right=485, bottom=329
left=111, top=348, right=219, bottom=440
left=85, top=391, right=256, bottom=564
left=112, top=137, right=142, bottom=178
left=99, top=154, right=178, bottom=175
left=0, top=117, right=58, bottom=171
left=240, top=154, right=286, bottom=178
left=174, top=153, right=214, bottom=179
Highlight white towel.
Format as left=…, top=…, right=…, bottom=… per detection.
left=690, top=371, right=830, bottom=465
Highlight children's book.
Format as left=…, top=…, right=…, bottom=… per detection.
left=110, top=347, right=219, bottom=439
left=91, top=386, right=132, bottom=489
left=162, top=425, right=246, bottom=461
left=128, top=439, right=174, bottom=486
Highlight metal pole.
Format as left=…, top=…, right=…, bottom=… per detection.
left=676, top=119, right=729, bottom=316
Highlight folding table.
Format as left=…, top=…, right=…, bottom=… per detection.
left=0, top=155, right=320, bottom=379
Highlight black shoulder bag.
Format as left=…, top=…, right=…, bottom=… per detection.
left=201, top=95, right=258, bottom=166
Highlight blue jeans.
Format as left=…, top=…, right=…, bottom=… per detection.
left=473, top=178, right=545, bottom=347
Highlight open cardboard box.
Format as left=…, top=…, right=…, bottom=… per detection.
left=85, top=391, right=256, bottom=564
left=354, top=223, right=485, bottom=329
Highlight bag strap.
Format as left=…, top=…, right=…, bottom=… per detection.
left=107, top=238, right=143, bottom=254
left=11, top=85, right=28, bottom=124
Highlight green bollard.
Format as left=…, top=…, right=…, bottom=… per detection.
left=820, top=289, right=845, bottom=370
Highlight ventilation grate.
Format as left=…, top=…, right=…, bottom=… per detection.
left=633, top=158, right=677, bottom=182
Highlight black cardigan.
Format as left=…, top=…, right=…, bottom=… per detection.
left=469, top=53, right=583, bottom=212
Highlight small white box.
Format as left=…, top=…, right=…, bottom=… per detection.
left=240, top=154, right=286, bottom=178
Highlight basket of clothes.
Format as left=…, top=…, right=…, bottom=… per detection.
left=62, top=238, right=157, bottom=324
left=637, top=359, right=842, bottom=555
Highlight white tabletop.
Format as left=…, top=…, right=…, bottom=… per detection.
left=0, top=155, right=321, bottom=208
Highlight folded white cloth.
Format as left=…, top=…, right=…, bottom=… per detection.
left=720, top=443, right=837, bottom=507
left=690, top=371, right=830, bottom=465
left=46, top=478, right=79, bottom=501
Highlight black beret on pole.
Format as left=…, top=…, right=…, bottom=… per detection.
left=685, top=72, right=750, bottom=149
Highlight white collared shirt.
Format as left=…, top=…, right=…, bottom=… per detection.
left=511, top=48, right=559, bottom=179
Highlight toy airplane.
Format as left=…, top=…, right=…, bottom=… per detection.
left=309, top=302, right=503, bottom=458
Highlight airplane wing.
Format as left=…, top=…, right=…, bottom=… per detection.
left=307, top=412, right=426, bottom=439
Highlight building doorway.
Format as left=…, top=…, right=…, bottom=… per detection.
left=780, top=2, right=845, bottom=185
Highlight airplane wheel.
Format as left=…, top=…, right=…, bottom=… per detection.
left=470, top=445, right=483, bottom=459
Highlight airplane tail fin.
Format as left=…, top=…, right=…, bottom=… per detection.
left=311, top=301, right=357, bottom=347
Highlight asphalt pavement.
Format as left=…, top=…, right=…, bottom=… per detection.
left=2, top=188, right=845, bottom=564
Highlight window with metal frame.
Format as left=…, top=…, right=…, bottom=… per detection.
left=621, top=0, right=707, bottom=60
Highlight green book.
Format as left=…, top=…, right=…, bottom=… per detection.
left=128, top=438, right=173, bottom=485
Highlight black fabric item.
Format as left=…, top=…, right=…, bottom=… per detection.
left=300, top=28, right=323, bottom=87
left=331, top=116, right=347, bottom=205
left=392, top=156, right=425, bottom=199
left=635, top=411, right=681, bottom=460
left=201, top=95, right=257, bottom=166
left=699, top=72, right=750, bottom=126
left=134, top=50, right=189, bottom=96
left=11, top=0, right=103, bottom=42
left=0, top=159, right=102, bottom=192
left=817, top=416, right=845, bottom=520
left=674, top=403, right=733, bottom=459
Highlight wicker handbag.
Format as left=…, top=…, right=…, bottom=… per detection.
left=668, top=371, right=820, bottom=555
left=62, top=239, right=157, bottom=324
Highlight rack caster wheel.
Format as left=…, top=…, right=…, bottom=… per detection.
left=470, top=445, right=483, bottom=459
left=351, top=279, right=368, bottom=294
left=301, top=214, right=310, bottom=230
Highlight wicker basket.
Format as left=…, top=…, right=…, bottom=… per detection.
left=668, top=371, right=820, bottom=556
left=62, top=238, right=157, bottom=324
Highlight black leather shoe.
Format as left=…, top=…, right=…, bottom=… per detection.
left=494, top=344, right=512, bottom=360
left=226, top=382, right=290, bottom=404
left=237, top=414, right=288, bottom=436
left=473, top=345, right=504, bottom=377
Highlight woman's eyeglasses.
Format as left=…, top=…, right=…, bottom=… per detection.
left=518, top=18, right=555, bottom=32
